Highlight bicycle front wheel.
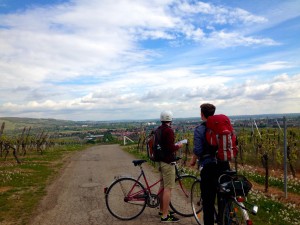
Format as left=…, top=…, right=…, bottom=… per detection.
left=170, top=175, right=198, bottom=217
left=222, top=199, right=248, bottom=225
left=105, top=177, right=147, bottom=220
left=191, top=179, right=203, bottom=224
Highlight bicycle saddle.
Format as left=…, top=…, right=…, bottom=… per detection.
left=222, top=170, right=237, bottom=176
left=218, top=170, right=237, bottom=184
left=132, top=160, right=147, bottom=166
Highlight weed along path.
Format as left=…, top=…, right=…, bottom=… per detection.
left=29, top=145, right=197, bottom=225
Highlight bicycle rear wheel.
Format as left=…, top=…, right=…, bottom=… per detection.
left=191, top=179, right=203, bottom=224
left=222, top=199, right=248, bottom=225
left=105, top=177, right=147, bottom=220
left=170, top=175, right=199, bottom=217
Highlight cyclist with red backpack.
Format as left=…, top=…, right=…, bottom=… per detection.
left=190, top=103, right=234, bottom=225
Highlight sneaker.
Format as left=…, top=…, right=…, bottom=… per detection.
left=159, top=211, right=175, bottom=216
left=161, top=214, right=180, bottom=223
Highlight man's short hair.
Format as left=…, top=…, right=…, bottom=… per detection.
left=200, top=103, right=216, bottom=118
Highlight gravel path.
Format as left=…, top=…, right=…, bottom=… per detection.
left=29, top=145, right=199, bottom=225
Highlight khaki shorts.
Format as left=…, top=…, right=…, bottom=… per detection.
left=159, top=162, right=176, bottom=189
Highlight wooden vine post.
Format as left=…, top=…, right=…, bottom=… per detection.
left=0, top=122, right=4, bottom=157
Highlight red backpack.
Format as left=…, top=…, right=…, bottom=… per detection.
left=205, top=114, right=238, bottom=161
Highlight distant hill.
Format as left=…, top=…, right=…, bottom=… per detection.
left=0, top=117, right=76, bottom=131
left=228, top=113, right=300, bottom=120
left=0, top=113, right=299, bottom=132
left=174, top=113, right=300, bottom=122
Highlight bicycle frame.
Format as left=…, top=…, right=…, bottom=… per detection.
left=198, top=191, right=254, bottom=225
left=124, top=162, right=189, bottom=202
left=124, top=165, right=164, bottom=202
left=221, top=196, right=250, bottom=220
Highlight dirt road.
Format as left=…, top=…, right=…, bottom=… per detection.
left=29, top=145, right=198, bottom=225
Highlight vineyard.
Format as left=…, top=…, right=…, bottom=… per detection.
left=0, top=121, right=84, bottom=164
left=176, top=126, right=300, bottom=189
left=136, top=119, right=300, bottom=177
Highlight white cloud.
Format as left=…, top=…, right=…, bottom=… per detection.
left=215, top=61, right=293, bottom=77
left=0, top=1, right=276, bottom=76
left=138, top=29, right=175, bottom=40
left=203, top=31, right=278, bottom=48
left=178, top=1, right=267, bottom=25
left=1, top=65, right=299, bottom=119
left=0, top=0, right=299, bottom=120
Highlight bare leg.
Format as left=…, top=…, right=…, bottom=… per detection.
left=162, top=187, right=171, bottom=218
left=159, top=181, right=163, bottom=213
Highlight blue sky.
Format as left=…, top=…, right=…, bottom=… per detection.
left=0, top=0, right=299, bottom=121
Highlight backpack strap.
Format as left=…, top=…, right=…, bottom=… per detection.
left=201, top=122, right=218, bottom=160
left=155, top=125, right=169, bottom=144
left=154, top=126, right=163, bottom=145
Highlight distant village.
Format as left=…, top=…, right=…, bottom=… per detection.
left=60, top=114, right=300, bottom=144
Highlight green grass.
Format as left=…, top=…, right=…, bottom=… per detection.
left=0, top=144, right=87, bottom=225
left=249, top=189, right=300, bottom=225
left=123, top=144, right=157, bottom=167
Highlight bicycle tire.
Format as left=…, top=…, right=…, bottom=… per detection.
left=169, top=174, right=199, bottom=217
left=105, top=177, right=147, bottom=220
left=191, top=179, right=203, bottom=224
left=222, top=199, right=248, bottom=225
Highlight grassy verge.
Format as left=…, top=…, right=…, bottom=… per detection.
left=238, top=167, right=300, bottom=195
left=122, top=144, right=300, bottom=225
left=249, top=189, right=300, bottom=225
left=0, top=144, right=88, bottom=225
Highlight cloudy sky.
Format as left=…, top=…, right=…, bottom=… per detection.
left=0, top=0, right=299, bottom=121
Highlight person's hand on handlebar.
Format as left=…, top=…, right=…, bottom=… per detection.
left=176, top=142, right=183, bottom=148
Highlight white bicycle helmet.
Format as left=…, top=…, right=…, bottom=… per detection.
left=160, top=110, right=173, bottom=122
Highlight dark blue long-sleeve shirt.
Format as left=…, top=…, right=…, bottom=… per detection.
left=193, top=123, right=217, bottom=166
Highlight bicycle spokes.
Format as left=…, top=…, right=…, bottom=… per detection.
left=105, top=177, right=147, bottom=220
left=170, top=175, right=198, bottom=217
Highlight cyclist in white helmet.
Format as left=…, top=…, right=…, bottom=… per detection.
left=157, top=110, right=183, bottom=222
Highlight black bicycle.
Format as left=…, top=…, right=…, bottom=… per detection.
left=191, top=170, right=258, bottom=225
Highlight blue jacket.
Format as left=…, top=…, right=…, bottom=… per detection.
left=193, top=122, right=217, bottom=166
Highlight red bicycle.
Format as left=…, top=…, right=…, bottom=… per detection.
left=104, top=158, right=201, bottom=220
